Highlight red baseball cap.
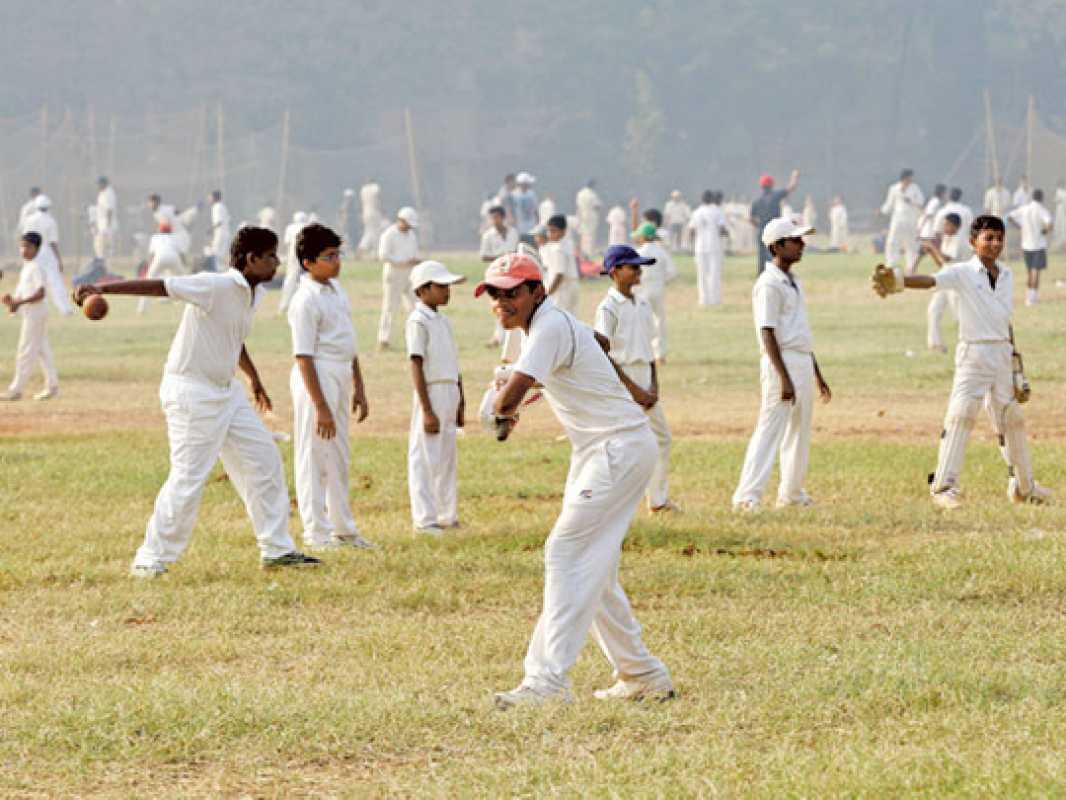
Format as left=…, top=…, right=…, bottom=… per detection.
left=159, top=221, right=173, bottom=233
left=474, top=252, right=543, bottom=297
left=759, top=174, right=774, bottom=188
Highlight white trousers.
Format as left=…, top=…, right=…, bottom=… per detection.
left=377, top=264, right=415, bottom=345
left=133, top=376, right=296, bottom=567
left=626, top=364, right=671, bottom=508
left=885, top=223, right=919, bottom=272
left=732, top=351, right=815, bottom=506
left=211, top=229, right=231, bottom=262
left=552, top=281, right=580, bottom=316
left=278, top=262, right=301, bottom=314
left=521, top=426, right=667, bottom=695
left=290, top=359, right=360, bottom=546
left=926, top=290, right=958, bottom=349
left=358, top=214, right=384, bottom=252
left=695, top=249, right=722, bottom=306
left=93, top=229, right=114, bottom=259
left=138, top=254, right=183, bottom=313
left=635, top=284, right=667, bottom=360
left=408, top=383, right=460, bottom=528
left=8, top=306, right=57, bottom=393
left=579, top=220, right=598, bottom=257
left=40, top=253, right=73, bottom=315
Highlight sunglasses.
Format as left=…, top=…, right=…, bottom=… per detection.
left=485, top=285, right=526, bottom=300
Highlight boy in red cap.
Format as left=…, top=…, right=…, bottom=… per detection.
left=750, top=170, right=800, bottom=276
left=478, top=252, right=674, bottom=708
left=138, top=220, right=186, bottom=314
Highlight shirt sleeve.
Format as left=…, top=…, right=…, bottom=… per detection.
left=23, top=265, right=44, bottom=296
left=405, top=316, right=428, bottom=359
left=513, top=314, right=567, bottom=383
left=753, top=282, right=782, bottom=329
left=164, top=272, right=216, bottom=311
left=377, top=228, right=393, bottom=262
left=933, top=264, right=962, bottom=290
left=287, top=293, right=319, bottom=356
left=479, top=230, right=492, bottom=258
left=593, top=301, right=618, bottom=341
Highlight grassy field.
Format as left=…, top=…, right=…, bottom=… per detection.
left=2, top=247, right=1066, bottom=797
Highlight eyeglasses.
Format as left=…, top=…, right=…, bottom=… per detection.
left=317, top=251, right=342, bottom=262
left=485, top=285, right=526, bottom=300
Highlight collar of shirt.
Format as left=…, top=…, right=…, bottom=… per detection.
left=414, top=300, right=439, bottom=319
left=299, top=274, right=336, bottom=294
left=764, top=262, right=799, bottom=289
left=965, top=255, right=1007, bottom=286
left=529, top=296, right=557, bottom=330
left=607, top=286, right=636, bottom=305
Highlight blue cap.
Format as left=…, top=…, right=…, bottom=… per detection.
left=602, top=244, right=656, bottom=273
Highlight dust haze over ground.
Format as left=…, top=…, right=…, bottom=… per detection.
left=0, top=0, right=1064, bottom=248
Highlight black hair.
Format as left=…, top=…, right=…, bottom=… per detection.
left=949, top=187, right=962, bottom=201
left=901, top=168, right=914, bottom=180
left=970, top=214, right=1005, bottom=236
left=21, top=231, right=42, bottom=249
left=504, top=173, right=516, bottom=182
left=296, top=223, right=342, bottom=269
left=1033, top=188, right=1044, bottom=202
left=547, top=214, right=567, bottom=230
left=944, top=213, right=961, bottom=228
left=29, top=186, right=40, bottom=195
left=702, top=190, right=714, bottom=204
left=229, top=226, right=278, bottom=269
left=934, top=183, right=947, bottom=196
left=489, top=205, right=506, bottom=217
left=211, top=190, right=223, bottom=201
left=643, top=208, right=662, bottom=226
left=714, top=191, right=725, bottom=204
left=148, top=193, right=160, bottom=203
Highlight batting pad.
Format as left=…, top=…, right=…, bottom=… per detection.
left=931, top=396, right=980, bottom=493
left=992, top=400, right=1034, bottom=495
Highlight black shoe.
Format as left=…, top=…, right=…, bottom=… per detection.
left=261, top=551, right=322, bottom=569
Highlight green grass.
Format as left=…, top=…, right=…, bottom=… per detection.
left=2, top=249, right=1066, bottom=797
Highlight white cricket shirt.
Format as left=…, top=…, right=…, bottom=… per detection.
left=288, top=275, right=357, bottom=362
left=14, top=259, right=46, bottom=316
left=96, top=186, right=117, bottom=231
left=540, top=239, right=578, bottom=287
left=635, top=240, right=671, bottom=292
left=919, top=196, right=942, bottom=238
left=378, top=223, right=419, bottom=264
left=688, top=204, right=725, bottom=253
left=514, top=299, right=647, bottom=449
left=881, top=182, right=924, bottom=229
left=163, top=269, right=265, bottom=391
left=752, top=263, right=814, bottom=354
left=479, top=225, right=518, bottom=259
left=1008, top=200, right=1053, bottom=251
left=933, top=257, right=1012, bottom=343
left=594, top=287, right=655, bottom=367
left=405, top=301, right=460, bottom=384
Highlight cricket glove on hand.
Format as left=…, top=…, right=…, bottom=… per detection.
left=1012, top=352, right=1031, bottom=403
left=871, top=264, right=903, bottom=297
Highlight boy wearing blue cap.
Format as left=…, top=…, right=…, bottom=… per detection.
left=594, top=244, right=677, bottom=513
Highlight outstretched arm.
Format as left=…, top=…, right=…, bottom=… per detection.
left=74, top=279, right=167, bottom=305
left=239, top=345, right=272, bottom=413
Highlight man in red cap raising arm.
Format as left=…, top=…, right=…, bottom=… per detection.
left=750, top=169, right=800, bottom=276
left=477, top=251, right=675, bottom=709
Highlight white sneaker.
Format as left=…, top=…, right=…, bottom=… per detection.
left=931, top=487, right=963, bottom=510
left=776, top=491, right=814, bottom=509
left=334, top=532, right=377, bottom=549
left=493, top=685, right=572, bottom=710
left=414, top=525, right=444, bottom=537
left=33, top=387, right=58, bottom=401
left=732, top=500, right=759, bottom=513
left=1008, top=478, right=1052, bottom=506
left=131, top=562, right=167, bottom=579
left=0, top=390, right=21, bottom=401
left=593, top=673, right=676, bottom=702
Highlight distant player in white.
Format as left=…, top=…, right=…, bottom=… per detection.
left=828, top=196, right=849, bottom=251
left=257, top=203, right=277, bottom=233
left=480, top=252, right=675, bottom=708
left=1008, top=189, right=1053, bottom=306
left=537, top=194, right=556, bottom=227
left=22, top=195, right=73, bottom=316
left=376, top=207, right=420, bottom=349
left=210, top=190, right=231, bottom=267
left=984, top=177, right=1011, bottom=221
left=1012, top=176, right=1031, bottom=210
left=733, top=217, right=831, bottom=511
left=541, top=214, right=580, bottom=316
left=880, top=168, right=924, bottom=275
left=801, top=195, right=817, bottom=229
left=358, top=180, right=385, bottom=254
left=663, top=190, right=691, bottom=252
left=915, top=184, right=947, bottom=268
left=688, top=190, right=728, bottom=306
left=631, top=221, right=673, bottom=361
left=873, top=214, right=1050, bottom=509
left=606, top=204, right=627, bottom=246
left=480, top=204, right=519, bottom=347
left=138, top=222, right=187, bottom=314
left=921, top=212, right=970, bottom=352
left=575, top=180, right=602, bottom=257
left=278, top=211, right=310, bottom=314
left=1, top=232, right=58, bottom=401
left=94, top=176, right=117, bottom=259
left=17, top=187, right=41, bottom=238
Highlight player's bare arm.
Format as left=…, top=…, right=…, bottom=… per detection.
left=74, top=279, right=167, bottom=305
left=493, top=370, right=535, bottom=440
left=4, top=286, right=45, bottom=312
left=456, top=376, right=465, bottom=428
left=812, top=354, right=831, bottom=403
left=410, top=355, right=439, bottom=434
left=351, top=356, right=369, bottom=422
left=760, top=327, right=795, bottom=402
left=238, top=345, right=272, bottom=413
left=295, top=355, right=336, bottom=439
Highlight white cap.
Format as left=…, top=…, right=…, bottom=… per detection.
left=409, top=260, right=466, bottom=290
left=516, top=171, right=535, bottom=185
left=670, top=190, right=681, bottom=198
left=760, top=216, right=815, bottom=247
left=35, top=194, right=51, bottom=210
left=293, top=211, right=308, bottom=224
left=344, top=188, right=354, bottom=197
left=397, top=206, right=419, bottom=227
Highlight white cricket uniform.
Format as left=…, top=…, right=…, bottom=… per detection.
left=6, top=258, right=57, bottom=395
left=509, top=299, right=669, bottom=697
left=984, top=186, right=1010, bottom=219
left=541, top=239, right=580, bottom=316
left=1054, top=188, right=1066, bottom=249
left=663, top=199, right=691, bottom=251
left=881, top=181, right=924, bottom=271
left=732, top=263, right=816, bottom=507
left=575, top=187, right=602, bottom=256
left=22, top=209, right=72, bottom=315
left=405, top=301, right=461, bottom=529
left=934, top=202, right=974, bottom=260
left=1008, top=200, right=1052, bottom=253
left=606, top=206, right=627, bottom=246
left=926, top=233, right=971, bottom=351
left=480, top=225, right=518, bottom=346
left=132, top=269, right=297, bottom=569
left=633, top=240, right=672, bottom=360
left=277, top=218, right=309, bottom=313
left=594, top=288, right=671, bottom=508
left=1012, top=187, right=1030, bottom=209
left=929, top=258, right=1036, bottom=495
left=211, top=201, right=231, bottom=263
left=377, top=223, right=419, bottom=345
left=257, top=206, right=277, bottom=232
left=919, top=196, right=942, bottom=240
left=287, top=276, right=362, bottom=547
left=358, top=182, right=385, bottom=252
left=538, top=197, right=556, bottom=226
left=688, top=203, right=726, bottom=306
left=828, top=203, right=849, bottom=249
left=17, top=198, right=37, bottom=234
left=94, top=186, right=117, bottom=258
left=138, top=233, right=185, bottom=313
